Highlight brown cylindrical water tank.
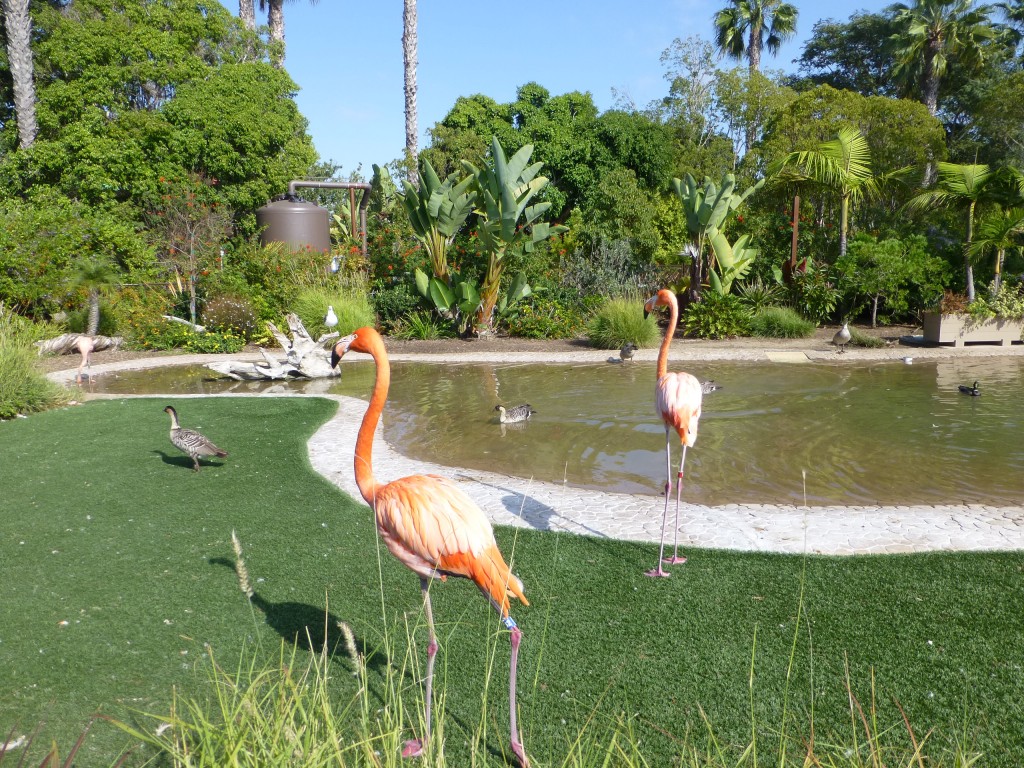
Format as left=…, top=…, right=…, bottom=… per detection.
left=256, top=195, right=331, bottom=252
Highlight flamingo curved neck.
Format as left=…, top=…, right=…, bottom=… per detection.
left=354, top=333, right=387, bottom=504
left=656, top=290, right=678, bottom=380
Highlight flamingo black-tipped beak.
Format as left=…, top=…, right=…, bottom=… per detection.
left=330, top=334, right=356, bottom=368
left=643, top=296, right=657, bottom=319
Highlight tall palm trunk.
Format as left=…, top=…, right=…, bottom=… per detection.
left=2, top=0, right=37, bottom=149
left=403, top=0, right=419, bottom=187
left=268, top=0, right=284, bottom=67
left=87, top=289, right=101, bottom=336
left=239, top=0, right=255, bottom=28
left=744, top=25, right=762, bottom=153
left=965, top=201, right=976, bottom=302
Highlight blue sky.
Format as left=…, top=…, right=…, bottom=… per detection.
left=276, top=0, right=892, bottom=176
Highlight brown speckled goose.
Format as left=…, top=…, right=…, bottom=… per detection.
left=163, top=405, right=228, bottom=471
left=495, top=404, right=536, bottom=424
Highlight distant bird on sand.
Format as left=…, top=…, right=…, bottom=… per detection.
left=644, top=289, right=702, bottom=578
left=832, top=322, right=852, bottom=353
left=619, top=342, right=638, bottom=362
left=958, top=380, right=981, bottom=396
left=324, top=305, right=339, bottom=329
left=701, top=380, right=720, bottom=394
left=75, top=335, right=94, bottom=384
left=331, top=327, right=529, bottom=767
left=495, top=404, right=536, bottom=424
left=163, top=405, right=228, bottom=472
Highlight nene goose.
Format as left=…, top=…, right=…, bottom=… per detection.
left=495, top=404, right=536, bottom=424
left=832, top=322, right=852, bottom=354
left=163, top=405, right=228, bottom=471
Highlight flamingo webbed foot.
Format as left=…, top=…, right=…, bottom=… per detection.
left=512, top=740, right=530, bottom=767
left=401, top=739, right=425, bottom=758
left=663, top=555, right=687, bottom=565
left=645, top=567, right=671, bottom=578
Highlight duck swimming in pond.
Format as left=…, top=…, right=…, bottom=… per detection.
left=958, top=381, right=980, bottom=396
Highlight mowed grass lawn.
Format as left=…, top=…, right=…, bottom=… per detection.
left=2, top=396, right=1024, bottom=765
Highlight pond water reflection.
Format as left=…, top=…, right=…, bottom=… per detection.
left=92, top=356, right=1024, bottom=506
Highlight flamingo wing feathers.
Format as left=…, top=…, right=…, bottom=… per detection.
left=656, top=371, right=703, bottom=447
left=373, top=474, right=528, bottom=617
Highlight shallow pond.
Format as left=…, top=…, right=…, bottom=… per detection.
left=92, top=356, right=1024, bottom=506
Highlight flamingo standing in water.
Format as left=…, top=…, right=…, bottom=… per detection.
left=330, top=327, right=530, bottom=766
left=644, top=289, right=703, bottom=578
left=75, top=335, right=94, bottom=384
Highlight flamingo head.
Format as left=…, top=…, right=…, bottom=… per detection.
left=330, top=326, right=377, bottom=368
left=643, top=289, right=676, bottom=319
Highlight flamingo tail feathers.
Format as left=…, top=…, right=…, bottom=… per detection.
left=439, top=546, right=529, bottom=618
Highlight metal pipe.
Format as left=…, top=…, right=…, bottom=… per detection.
left=286, top=180, right=372, bottom=256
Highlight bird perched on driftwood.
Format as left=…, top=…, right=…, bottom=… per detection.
left=495, top=404, right=536, bottom=424
left=163, top=405, right=228, bottom=471
left=619, top=342, right=638, bottom=362
left=832, top=322, right=852, bottom=354
left=324, top=305, right=339, bottom=330
left=958, top=380, right=981, bottom=396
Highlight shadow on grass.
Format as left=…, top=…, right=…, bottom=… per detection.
left=152, top=449, right=227, bottom=471
left=208, top=557, right=386, bottom=672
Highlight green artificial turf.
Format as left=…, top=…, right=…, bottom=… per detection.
left=1, top=397, right=1023, bottom=765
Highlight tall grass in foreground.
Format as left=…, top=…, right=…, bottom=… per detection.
left=586, top=294, right=660, bottom=350
left=107, top=534, right=983, bottom=768
left=0, top=305, right=70, bottom=419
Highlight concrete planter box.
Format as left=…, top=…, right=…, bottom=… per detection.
left=922, top=311, right=1024, bottom=347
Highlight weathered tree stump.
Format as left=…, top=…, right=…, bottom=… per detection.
left=205, top=313, right=339, bottom=381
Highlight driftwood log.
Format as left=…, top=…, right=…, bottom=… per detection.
left=205, top=313, right=339, bottom=381
left=35, top=333, right=123, bottom=356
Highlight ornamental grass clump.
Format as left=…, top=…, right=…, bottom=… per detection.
left=0, top=305, right=70, bottom=419
left=748, top=306, right=816, bottom=338
left=292, top=286, right=375, bottom=336
left=586, top=294, right=659, bottom=349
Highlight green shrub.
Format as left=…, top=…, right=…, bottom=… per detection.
left=292, top=286, right=375, bottom=336
left=370, top=280, right=421, bottom=333
left=682, top=293, right=751, bottom=339
left=560, top=239, right=659, bottom=298
left=502, top=290, right=596, bottom=339
left=586, top=295, right=660, bottom=349
left=202, top=295, right=260, bottom=341
left=748, top=306, right=816, bottom=338
left=131, top=320, right=245, bottom=353
left=736, top=276, right=785, bottom=312
left=787, top=264, right=840, bottom=323
left=0, top=307, right=70, bottom=419
left=391, top=311, right=455, bottom=340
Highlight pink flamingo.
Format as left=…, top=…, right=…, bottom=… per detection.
left=331, top=327, right=530, bottom=767
left=75, top=335, right=95, bottom=384
left=644, top=289, right=703, bottom=578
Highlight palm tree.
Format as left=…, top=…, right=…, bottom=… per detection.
left=888, top=0, right=996, bottom=116
left=713, top=0, right=799, bottom=73
left=2, top=0, right=37, bottom=149
left=70, top=260, right=119, bottom=336
left=713, top=0, right=798, bottom=151
left=907, top=161, right=996, bottom=301
left=404, top=0, right=419, bottom=187
left=262, top=0, right=319, bottom=67
left=967, top=207, right=1024, bottom=293
left=770, top=127, right=884, bottom=257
